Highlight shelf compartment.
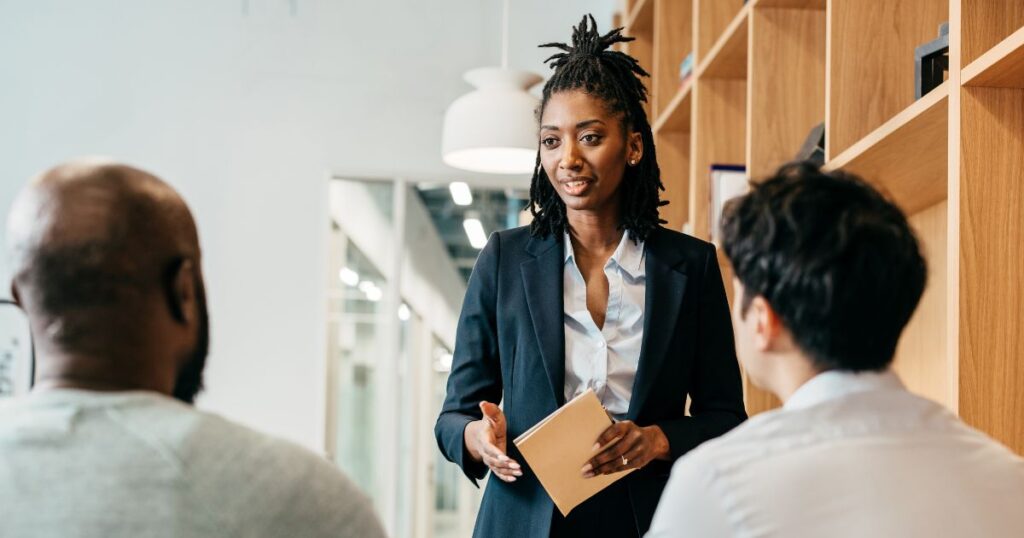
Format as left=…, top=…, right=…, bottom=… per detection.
left=690, top=78, right=747, bottom=240
left=893, top=201, right=951, bottom=408
left=696, top=4, right=750, bottom=79
left=963, top=25, right=1024, bottom=88
left=652, top=0, right=693, bottom=119
left=827, top=0, right=948, bottom=159
left=624, top=7, right=655, bottom=119
left=962, top=2, right=1024, bottom=67
left=656, top=130, right=691, bottom=231
left=824, top=82, right=948, bottom=215
left=653, top=81, right=693, bottom=134
left=748, top=5, right=826, bottom=180
left=755, top=0, right=824, bottom=8
left=959, top=86, right=1024, bottom=452
left=696, top=0, right=746, bottom=64
left=625, top=0, right=654, bottom=33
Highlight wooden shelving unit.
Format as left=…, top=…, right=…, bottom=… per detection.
left=613, top=0, right=1024, bottom=454
left=625, top=0, right=654, bottom=32
left=695, top=3, right=749, bottom=80
left=823, top=83, right=948, bottom=215
left=623, top=0, right=655, bottom=119
left=962, top=25, right=1024, bottom=87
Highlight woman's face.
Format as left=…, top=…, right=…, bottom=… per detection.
left=539, top=90, right=643, bottom=216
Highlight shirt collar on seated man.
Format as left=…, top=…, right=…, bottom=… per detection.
left=783, top=369, right=904, bottom=411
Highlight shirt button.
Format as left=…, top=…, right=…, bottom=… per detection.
left=597, top=340, right=606, bottom=349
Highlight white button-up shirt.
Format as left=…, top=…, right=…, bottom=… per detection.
left=646, top=369, right=1024, bottom=537
left=563, top=231, right=646, bottom=418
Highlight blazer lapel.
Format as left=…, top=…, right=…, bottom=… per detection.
left=627, top=228, right=689, bottom=419
left=521, top=234, right=566, bottom=407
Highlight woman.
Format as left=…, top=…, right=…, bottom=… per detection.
left=434, top=15, right=746, bottom=538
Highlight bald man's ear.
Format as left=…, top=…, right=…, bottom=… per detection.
left=165, top=258, right=197, bottom=325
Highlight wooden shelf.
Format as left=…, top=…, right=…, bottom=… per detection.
left=625, top=0, right=653, bottom=34
left=653, top=81, right=693, bottom=134
left=697, top=0, right=746, bottom=63
left=824, top=82, right=949, bottom=214
left=826, top=0, right=947, bottom=160
left=960, top=87, right=1024, bottom=451
left=962, top=2, right=1024, bottom=66
left=755, top=0, right=825, bottom=9
left=613, top=0, right=1024, bottom=450
left=748, top=6, right=826, bottom=180
left=652, top=0, right=693, bottom=120
left=696, top=4, right=749, bottom=79
left=963, top=25, right=1024, bottom=88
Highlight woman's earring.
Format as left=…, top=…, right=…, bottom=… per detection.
left=629, top=159, right=637, bottom=166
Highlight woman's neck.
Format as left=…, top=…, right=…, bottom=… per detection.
left=566, top=207, right=623, bottom=255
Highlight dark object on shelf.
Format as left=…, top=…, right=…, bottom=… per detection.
left=795, top=122, right=826, bottom=166
left=915, top=22, right=949, bottom=100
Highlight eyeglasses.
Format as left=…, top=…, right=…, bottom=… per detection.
left=0, top=299, right=35, bottom=396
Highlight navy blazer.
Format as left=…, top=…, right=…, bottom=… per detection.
left=435, top=225, right=746, bottom=537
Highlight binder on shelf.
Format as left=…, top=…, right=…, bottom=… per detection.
left=709, top=165, right=748, bottom=246
left=513, top=389, right=635, bottom=516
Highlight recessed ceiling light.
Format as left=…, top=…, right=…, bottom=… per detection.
left=338, top=267, right=360, bottom=287
left=463, top=217, right=488, bottom=249
left=449, top=182, right=473, bottom=206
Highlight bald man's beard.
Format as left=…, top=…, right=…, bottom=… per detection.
left=172, top=279, right=209, bottom=404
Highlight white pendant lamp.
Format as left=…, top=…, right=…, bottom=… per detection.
left=442, top=0, right=542, bottom=175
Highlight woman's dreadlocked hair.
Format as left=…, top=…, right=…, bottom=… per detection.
left=528, top=14, right=666, bottom=241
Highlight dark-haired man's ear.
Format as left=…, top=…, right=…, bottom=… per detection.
left=166, top=259, right=197, bottom=325
left=751, top=295, right=784, bottom=352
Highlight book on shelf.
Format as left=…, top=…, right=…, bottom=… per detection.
left=709, top=165, right=748, bottom=246
left=513, top=389, right=635, bottom=516
left=679, top=52, right=695, bottom=86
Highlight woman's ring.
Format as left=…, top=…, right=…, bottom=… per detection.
left=621, top=455, right=628, bottom=466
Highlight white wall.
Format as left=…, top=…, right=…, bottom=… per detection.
left=0, top=0, right=612, bottom=449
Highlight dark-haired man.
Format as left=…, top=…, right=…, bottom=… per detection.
left=646, top=163, right=1024, bottom=537
left=1, top=160, right=385, bottom=537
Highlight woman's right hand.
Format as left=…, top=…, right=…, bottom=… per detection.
left=464, top=401, right=523, bottom=482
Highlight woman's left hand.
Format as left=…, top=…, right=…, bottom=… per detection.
left=582, top=421, right=670, bottom=478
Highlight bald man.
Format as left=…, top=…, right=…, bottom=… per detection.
left=1, top=160, right=385, bottom=538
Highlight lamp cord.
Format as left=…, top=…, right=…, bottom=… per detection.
left=0, top=299, right=35, bottom=390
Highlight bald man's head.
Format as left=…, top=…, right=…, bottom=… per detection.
left=6, top=160, right=209, bottom=402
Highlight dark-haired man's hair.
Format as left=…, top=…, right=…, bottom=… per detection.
left=720, top=161, right=927, bottom=372
left=528, top=14, right=666, bottom=241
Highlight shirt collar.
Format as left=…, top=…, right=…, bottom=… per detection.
left=563, top=231, right=646, bottom=278
left=784, top=369, right=905, bottom=411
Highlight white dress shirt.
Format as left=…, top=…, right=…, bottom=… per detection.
left=647, top=370, right=1024, bottom=538
left=563, top=231, right=646, bottom=418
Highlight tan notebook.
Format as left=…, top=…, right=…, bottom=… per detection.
left=513, top=389, right=635, bottom=516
